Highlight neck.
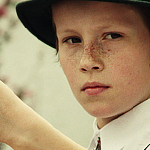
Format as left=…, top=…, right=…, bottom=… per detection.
left=96, top=115, right=121, bottom=129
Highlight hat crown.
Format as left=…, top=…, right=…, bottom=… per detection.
left=16, top=0, right=150, bottom=48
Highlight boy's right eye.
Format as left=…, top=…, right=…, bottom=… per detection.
left=63, top=37, right=81, bottom=44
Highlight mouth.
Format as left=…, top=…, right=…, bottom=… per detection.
left=81, top=82, right=110, bottom=95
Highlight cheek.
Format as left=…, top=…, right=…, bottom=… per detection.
left=110, top=50, right=150, bottom=95
left=59, top=54, right=78, bottom=85
left=112, top=58, right=140, bottom=81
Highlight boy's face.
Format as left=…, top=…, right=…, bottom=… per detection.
left=52, top=1, right=150, bottom=123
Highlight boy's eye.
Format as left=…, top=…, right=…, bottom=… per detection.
left=105, top=33, right=122, bottom=39
left=64, top=37, right=81, bottom=44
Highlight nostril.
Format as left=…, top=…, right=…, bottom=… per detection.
left=81, top=66, right=100, bottom=72
left=92, top=66, right=99, bottom=70
left=81, top=68, right=87, bottom=72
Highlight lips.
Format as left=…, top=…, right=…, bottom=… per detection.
left=81, top=82, right=110, bottom=95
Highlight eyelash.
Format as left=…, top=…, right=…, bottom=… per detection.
left=63, top=37, right=81, bottom=44
left=63, top=33, right=123, bottom=44
left=104, top=33, right=123, bottom=40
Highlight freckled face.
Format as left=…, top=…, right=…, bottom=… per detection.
left=52, top=1, right=150, bottom=120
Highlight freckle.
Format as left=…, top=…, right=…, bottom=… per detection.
left=102, top=51, right=107, bottom=54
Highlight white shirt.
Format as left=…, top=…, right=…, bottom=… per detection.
left=88, top=99, right=150, bottom=150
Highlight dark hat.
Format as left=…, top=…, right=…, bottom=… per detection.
left=16, top=0, right=150, bottom=49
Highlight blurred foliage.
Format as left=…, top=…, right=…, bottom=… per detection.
left=0, top=0, right=20, bottom=51
left=0, top=1, right=34, bottom=149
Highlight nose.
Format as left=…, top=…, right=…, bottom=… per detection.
left=79, top=44, right=104, bottom=72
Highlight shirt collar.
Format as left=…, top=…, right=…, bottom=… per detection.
left=88, top=99, right=150, bottom=150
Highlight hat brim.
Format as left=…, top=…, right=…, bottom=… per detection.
left=16, top=0, right=150, bottom=49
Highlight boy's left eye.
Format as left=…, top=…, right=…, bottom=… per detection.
left=105, top=33, right=122, bottom=39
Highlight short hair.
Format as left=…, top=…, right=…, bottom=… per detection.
left=135, top=6, right=150, bottom=33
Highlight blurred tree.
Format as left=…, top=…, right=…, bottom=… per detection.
left=0, top=1, right=34, bottom=149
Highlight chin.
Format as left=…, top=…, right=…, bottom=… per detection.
left=84, top=103, right=123, bottom=120
left=83, top=104, right=110, bottom=117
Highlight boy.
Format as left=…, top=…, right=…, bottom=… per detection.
left=0, top=0, right=150, bottom=149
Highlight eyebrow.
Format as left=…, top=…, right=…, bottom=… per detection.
left=59, top=24, right=129, bottom=34
left=61, top=25, right=112, bottom=32
left=63, top=29, right=78, bottom=33
left=56, top=17, right=136, bottom=36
